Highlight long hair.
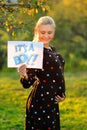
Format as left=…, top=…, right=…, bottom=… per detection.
left=33, top=16, right=56, bottom=42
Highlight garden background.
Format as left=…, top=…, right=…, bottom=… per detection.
left=0, top=0, right=87, bottom=130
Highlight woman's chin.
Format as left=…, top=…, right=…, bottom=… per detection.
left=44, top=42, right=49, bottom=45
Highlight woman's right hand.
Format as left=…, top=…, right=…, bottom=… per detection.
left=17, top=64, right=28, bottom=79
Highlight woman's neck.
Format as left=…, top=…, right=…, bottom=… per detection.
left=44, top=45, right=52, bottom=50
left=44, top=44, right=50, bottom=48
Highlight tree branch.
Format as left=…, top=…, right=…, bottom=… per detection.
left=0, top=3, right=30, bottom=8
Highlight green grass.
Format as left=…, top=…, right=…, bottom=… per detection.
left=0, top=71, right=87, bottom=130
left=60, top=72, right=87, bottom=130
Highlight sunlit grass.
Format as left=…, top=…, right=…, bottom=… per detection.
left=0, top=71, right=87, bottom=130
left=60, top=72, right=87, bottom=130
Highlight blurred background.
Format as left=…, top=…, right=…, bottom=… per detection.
left=0, top=0, right=87, bottom=130
left=0, top=0, right=87, bottom=72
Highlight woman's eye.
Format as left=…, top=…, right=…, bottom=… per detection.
left=41, top=32, right=52, bottom=34
left=48, top=32, right=52, bottom=34
left=41, top=32, right=45, bottom=34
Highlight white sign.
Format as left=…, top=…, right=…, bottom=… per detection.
left=7, top=41, right=43, bottom=69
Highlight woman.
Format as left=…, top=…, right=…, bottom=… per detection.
left=18, top=16, right=66, bottom=130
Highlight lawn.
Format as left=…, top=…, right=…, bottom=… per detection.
left=0, top=71, right=87, bottom=130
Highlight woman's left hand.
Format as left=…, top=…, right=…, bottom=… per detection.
left=55, top=93, right=66, bottom=104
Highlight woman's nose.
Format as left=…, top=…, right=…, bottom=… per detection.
left=45, top=33, right=49, bottom=38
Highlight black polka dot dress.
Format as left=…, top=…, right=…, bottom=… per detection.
left=20, top=46, right=65, bottom=130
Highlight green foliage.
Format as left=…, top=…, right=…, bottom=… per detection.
left=60, top=71, right=87, bottom=130
left=0, top=0, right=87, bottom=71
left=0, top=71, right=87, bottom=129
left=0, top=0, right=49, bottom=34
left=0, top=0, right=49, bottom=70
left=47, top=0, right=87, bottom=72
left=0, top=43, right=7, bottom=70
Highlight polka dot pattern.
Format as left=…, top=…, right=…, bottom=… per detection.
left=21, top=46, right=65, bottom=130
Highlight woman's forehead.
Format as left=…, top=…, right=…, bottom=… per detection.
left=38, top=24, right=55, bottom=31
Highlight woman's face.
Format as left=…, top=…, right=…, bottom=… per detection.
left=36, top=24, right=55, bottom=47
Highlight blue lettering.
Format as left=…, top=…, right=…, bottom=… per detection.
left=20, top=54, right=28, bottom=63
left=28, top=43, right=34, bottom=51
left=32, top=54, right=38, bottom=62
left=26, top=54, right=38, bottom=65
left=15, top=44, right=28, bottom=52
left=13, top=53, right=38, bottom=66
left=13, top=56, right=21, bottom=65
left=15, top=44, right=21, bottom=52
left=14, top=53, right=28, bottom=65
left=26, top=54, right=33, bottom=64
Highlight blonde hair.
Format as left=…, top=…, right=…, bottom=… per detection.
left=33, top=16, right=56, bottom=42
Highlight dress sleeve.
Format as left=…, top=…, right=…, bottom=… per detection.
left=51, top=46, right=65, bottom=71
left=58, top=55, right=66, bottom=96
left=51, top=46, right=66, bottom=96
left=57, top=53, right=65, bottom=73
left=20, top=68, right=37, bottom=89
left=56, top=61, right=66, bottom=97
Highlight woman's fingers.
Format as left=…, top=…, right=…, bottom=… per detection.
left=55, top=94, right=66, bottom=104
left=17, top=64, right=27, bottom=75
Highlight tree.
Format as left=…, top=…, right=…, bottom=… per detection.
left=0, top=0, right=49, bottom=70
left=47, top=0, right=87, bottom=57
left=0, top=0, right=49, bottom=36
left=47, top=0, right=87, bottom=71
